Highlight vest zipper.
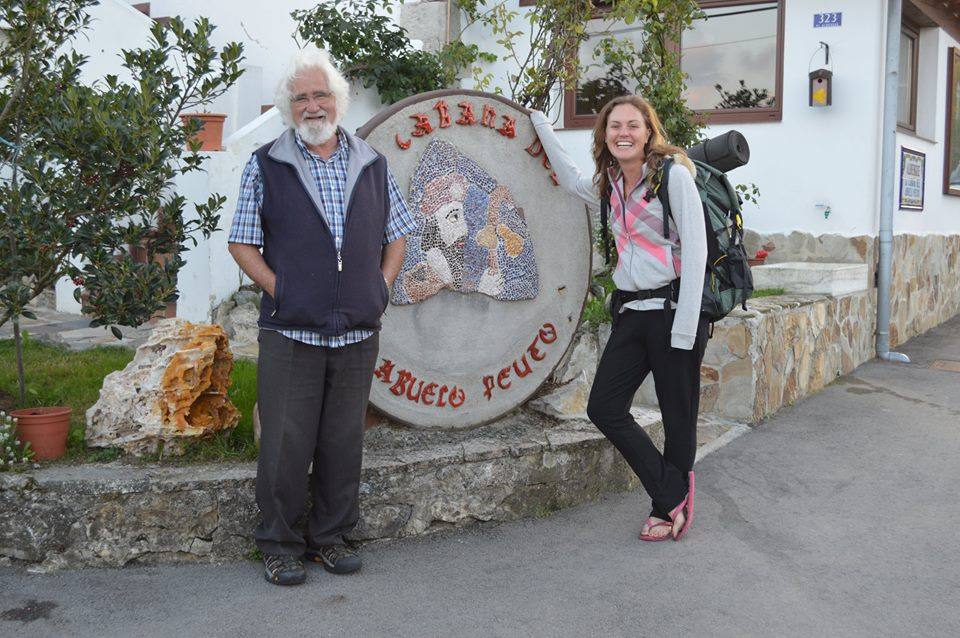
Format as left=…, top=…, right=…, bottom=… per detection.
left=337, top=251, right=342, bottom=272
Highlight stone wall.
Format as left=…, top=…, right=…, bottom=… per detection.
left=705, top=231, right=959, bottom=419
left=0, top=417, right=645, bottom=569
left=888, top=234, right=960, bottom=346
left=701, top=292, right=876, bottom=422
left=745, top=230, right=960, bottom=347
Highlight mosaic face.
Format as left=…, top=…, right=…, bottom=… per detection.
left=392, top=139, right=540, bottom=305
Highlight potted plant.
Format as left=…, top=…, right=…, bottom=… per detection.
left=179, top=112, right=228, bottom=151
left=748, top=249, right=768, bottom=267
left=747, top=241, right=776, bottom=267
left=8, top=407, right=70, bottom=461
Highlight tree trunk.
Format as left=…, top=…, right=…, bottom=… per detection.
left=13, top=317, right=25, bottom=404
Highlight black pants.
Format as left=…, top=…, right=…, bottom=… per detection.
left=254, top=329, right=379, bottom=556
left=586, top=309, right=709, bottom=517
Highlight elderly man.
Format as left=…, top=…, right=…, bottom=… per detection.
left=228, top=47, right=415, bottom=586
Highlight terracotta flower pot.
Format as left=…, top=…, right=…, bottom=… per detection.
left=11, top=407, right=72, bottom=461
left=179, top=113, right=227, bottom=151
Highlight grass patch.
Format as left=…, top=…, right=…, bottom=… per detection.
left=753, top=287, right=786, bottom=298
left=0, top=333, right=258, bottom=463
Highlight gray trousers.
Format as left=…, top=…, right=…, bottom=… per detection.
left=253, top=329, right=379, bottom=555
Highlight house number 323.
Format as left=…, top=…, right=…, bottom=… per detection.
left=814, top=12, right=842, bottom=27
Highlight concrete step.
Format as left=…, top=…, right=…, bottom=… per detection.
left=752, top=261, right=869, bottom=296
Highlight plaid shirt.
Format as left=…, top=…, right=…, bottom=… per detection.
left=228, top=128, right=415, bottom=347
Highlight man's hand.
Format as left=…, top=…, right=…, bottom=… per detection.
left=228, top=243, right=276, bottom=297
left=381, top=236, right=406, bottom=287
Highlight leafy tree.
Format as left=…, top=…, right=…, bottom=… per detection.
left=0, top=0, right=244, bottom=402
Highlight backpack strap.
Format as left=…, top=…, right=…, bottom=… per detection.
left=599, top=182, right=612, bottom=264
left=653, top=158, right=677, bottom=346
left=656, top=157, right=674, bottom=239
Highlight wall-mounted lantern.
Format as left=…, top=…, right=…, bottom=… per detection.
left=809, top=42, right=832, bottom=107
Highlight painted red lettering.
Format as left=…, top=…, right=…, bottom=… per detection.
left=434, top=100, right=451, bottom=128
left=395, top=134, right=411, bottom=150
left=525, top=138, right=543, bottom=157
left=456, top=101, right=476, bottom=125
left=410, top=113, right=433, bottom=137
left=513, top=354, right=532, bottom=378
left=481, top=104, right=496, bottom=128
left=497, top=367, right=511, bottom=390
left=406, top=379, right=424, bottom=403
left=539, top=323, right=558, bottom=344
left=448, top=386, right=466, bottom=408
left=437, top=384, right=449, bottom=407
left=421, top=382, right=438, bottom=405
left=541, top=154, right=552, bottom=170
left=374, top=359, right=395, bottom=382
left=527, top=338, right=545, bottom=362
left=550, top=172, right=559, bottom=186
left=390, top=370, right=413, bottom=396
left=482, top=375, right=496, bottom=400
left=497, top=115, right=516, bottom=138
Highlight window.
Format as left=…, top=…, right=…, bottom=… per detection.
left=898, top=23, right=919, bottom=130
left=563, top=0, right=784, bottom=128
left=563, top=14, right=642, bottom=128
left=944, top=48, right=960, bottom=196
left=680, top=1, right=782, bottom=123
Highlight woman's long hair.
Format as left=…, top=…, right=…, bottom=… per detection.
left=591, top=95, right=687, bottom=198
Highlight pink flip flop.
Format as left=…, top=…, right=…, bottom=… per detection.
left=669, top=471, right=696, bottom=541
left=639, top=517, right=673, bottom=542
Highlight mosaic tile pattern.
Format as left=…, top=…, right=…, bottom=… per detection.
left=393, top=139, right=540, bottom=305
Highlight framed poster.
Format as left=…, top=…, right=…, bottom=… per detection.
left=899, top=147, right=924, bottom=210
left=945, top=48, right=960, bottom=196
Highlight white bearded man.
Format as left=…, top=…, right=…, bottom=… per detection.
left=227, top=47, right=417, bottom=586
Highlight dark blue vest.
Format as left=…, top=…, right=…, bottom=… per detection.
left=254, top=136, right=390, bottom=335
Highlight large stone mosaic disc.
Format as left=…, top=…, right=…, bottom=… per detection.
left=357, top=90, right=591, bottom=428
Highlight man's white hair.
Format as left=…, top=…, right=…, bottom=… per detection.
left=274, top=46, right=350, bottom=127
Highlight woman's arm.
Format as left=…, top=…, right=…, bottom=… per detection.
left=668, top=162, right=707, bottom=350
left=529, top=111, right=600, bottom=208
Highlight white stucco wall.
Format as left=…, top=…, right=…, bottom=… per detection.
left=146, top=1, right=330, bottom=108
left=75, top=0, right=153, bottom=84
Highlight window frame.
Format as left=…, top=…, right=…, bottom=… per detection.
left=562, top=0, right=785, bottom=129
left=944, top=47, right=960, bottom=197
left=897, top=21, right=920, bottom=132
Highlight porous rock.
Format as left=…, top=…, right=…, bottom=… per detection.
left=85, top=319, right=240, bottom=455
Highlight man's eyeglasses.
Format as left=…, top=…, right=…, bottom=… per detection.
left=292, top=91, right=333, bottom=105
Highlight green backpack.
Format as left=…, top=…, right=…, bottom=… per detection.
left=656, top=157, right=753, bottom=322
left=598, top=157, right=754, bottom=323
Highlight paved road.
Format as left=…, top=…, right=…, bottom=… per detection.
left=3, top=317, right=960, bottom=638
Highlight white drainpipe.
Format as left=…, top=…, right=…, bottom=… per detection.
left=876, top=0, right=910, bottom=363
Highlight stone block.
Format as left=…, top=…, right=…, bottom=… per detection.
left=528, top=372, right=591, bottom=419
left=553, top=331, right=598, bottom=385
left=85, top=319, right=240, bottom=456
left=223, top=302, right=259, bottom=346
left=752, top=262, right=868, bottom=296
